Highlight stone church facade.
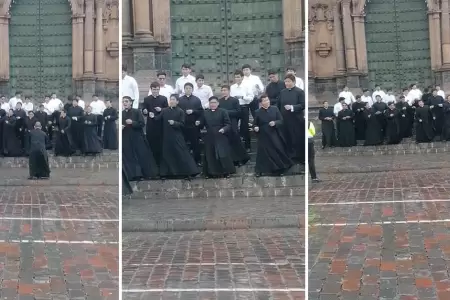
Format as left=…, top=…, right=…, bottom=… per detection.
left=0, top=0, right=119, bottom=101
left=122, top=0, right=305, bottom=95
left=309, top=0, right=450, bottom=105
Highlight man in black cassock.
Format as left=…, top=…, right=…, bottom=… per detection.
left=67, top=98, right=84, bottom=152
left=24, top=111, right=37, bottom=155
left=278, top=74, right=305, bottom=164
left=415, top=99, right=434, bottom=143
left=83, top=106, right=103, bottom=155
left=178, top=82, right=203, bottom=166
left=142, top=81, right=168, bottom=164
left=396, top=95, right=413, bottom=138
left=265, top=69, right=286, bottom=106
left=337, top=103, right=356, bottom=147
left=28, top=122, right=50, bottom=179
left=352, top=95, right=366, bottom=141
left=103, top=100, right=118, bottom=150
left=384, top=102, right=402, bottom=144
left=442, top=96, right=450, bottom=141
left=372, top=95, right=388, bottom=139
left=429, top=89, right=445, bottom=136
left=318, top=101, right=336, bottom=149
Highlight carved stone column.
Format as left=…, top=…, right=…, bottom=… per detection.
left=353, top=14, right=368, bottom=73
left=72, top=15, right=84, bottom=79
left=95, top=0, right=104, bottom=76
left=333, top=2, right=345, bottom=74
left=84, top=0, right=95, bottom=76
left=341, top=0, right=357, bottom=71
left=0, top=15, right=9, bottom=81
left=151, top=0, right=170, bottom=43
left=429, top=10, right=442, bottom=70
left=441, top=0, right=450, bottom=67
left=122, top=0, right=132, bottom=43
left=132, top=0, right=154, bottom=40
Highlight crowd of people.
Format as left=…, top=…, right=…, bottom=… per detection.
left=0, top=92, right=118, bottom=157
left=121, top=64, right=305, bottom=181
left=319, top=84, right=450, bottom=148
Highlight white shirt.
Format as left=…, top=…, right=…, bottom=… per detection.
left=90, top=100, right=106, bottom=115
left=438, top=90, right=445, bottom=99
left=43, top=102, right=52, bottom=115
left=193, top=84, right=214, bottom=109
left=23, top=102, right=33, bottom=113
left=47, top=98, right=63, bottom=114
left=175, top=74, right=196, bottom=96
left=242, top=74, right=264, bottom=97
left=361, top=95, right=373, bottom=107
left=121, top=75, right=140, bottom=109
left=230, top=83, right=254, bottom=105
left=154, top=85, right=174, bottom=100
left=333, top=102, right=343, bottom=116
left=384, top=94, right=396, bottom=104
left=407, top=88, right=422, bottom=102
left=295, top=77, right=304, bottom=90
left=338, top=91, right=355, bottom=105
left=404, top=94, right=414, bottom=106
left=1, top=102, right=10, bottom=111
left=9, top=97, right=22, bottom=109
left=372, top=90, right=386, bottom=101
left=77, top=99, right=85, bottom=109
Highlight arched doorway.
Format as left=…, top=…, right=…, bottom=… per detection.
left=9, top=0, right=72, bottom=99
left=365, top=0, right=432, bottom=91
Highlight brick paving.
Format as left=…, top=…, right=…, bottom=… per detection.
left=309, top=156, right=450, bottom=300
left=0, top=168, right=119, bottom=299
left=122, top=230, right=305, bottom=300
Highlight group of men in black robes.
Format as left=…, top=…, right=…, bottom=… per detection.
left=122, top=72, right=305, bottom=181
left=0, top=96, right=118, bottom=157
left=319, top=88, right=450, bottom=148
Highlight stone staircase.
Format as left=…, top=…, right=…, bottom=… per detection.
left=0, top=150, right=118, bottom=169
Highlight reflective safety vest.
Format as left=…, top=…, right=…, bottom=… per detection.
left=308, top=122, right=315, bottom=138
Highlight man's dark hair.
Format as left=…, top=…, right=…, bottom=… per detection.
left=122, top=65, right=127, bottom=72
left=156, top=71, right=167, bottom=77
left=259, top=94, right=269, bottom=102
left=268, top=69, right=277, bottom=75
left=181, top=63, right=191, bottom=69
left=184, top=82, right=194, bottom=89
left=234, top=70, right=244, bottom=77
left=221, top=85, right=230, bottom=90
left=150, top=81, right=159, bottom=89
left=284, top=74, right=296, bottom=82
left=196, top=74, right=205, bottom=81
left=242, top=64, right=252, bottom=70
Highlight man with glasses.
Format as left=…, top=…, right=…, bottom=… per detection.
left=151, top=71, right=174, bottom=100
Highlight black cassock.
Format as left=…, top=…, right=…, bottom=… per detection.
left=278, top=87, right=305, bottom=163
left=395, top=101, right=413, bottom=138
left=372, top=102, right=388, bottom=137
left=122, top=167, right=133, bottom=196
left=2, top=116, right=23, bottom=157
left=142, top=95, right=168, bottom=164
left=253, top=106, right=293, bottom=175
left=429, top=95, right=445, bottom=135
left=265, top=80, right=286, bottom=106
left=219, top=96, right=249, bottom=165
left=198, top=108, right=236, bottom=176
left=14, top=109, right=26, bottom=149
left=0, top=109, right=5, bottom=153
left=352, top=101, right=366, bottom=140
left=82, top=114, right=102, bottom=154
left=318, top=107, right=336, bottom=148
left=67, top=106, right=84, bottom=151
left=155, top=107, right=199, bottom=178
left=28, top=129, right=50, bottom=178
left=384, top=109, right=402, bottom=144
left=35, top=111, right=52, bottom=149
left=178, top=95, right=203, bottom=164
left=24, top=116, right=37, bottom=155
left=54, top=116, right=74, bottom=156
left=122, top=108, right=159, bottom=180
left=363, top=109, right=383, bottom=146
left=415, top=106, right=434, bottom=143
left=442, top=102, right=450, bottom=141
left=337, top=109, right=356, bottom=147
left=103, top=107, right=118, bottom=150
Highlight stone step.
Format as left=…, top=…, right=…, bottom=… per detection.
left=122, top=196, right=305, bottom=232
left=316, top=141, right=450, bottom=156
left=0, top=150, right=118, bottom=168
left=130, top=174, right=305, bottom=199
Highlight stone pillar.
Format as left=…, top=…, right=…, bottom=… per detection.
left=283, top=0, right=302, bottom=40
left=122, top=0, right=132, bottom=43
left=84, top=0, right=95, bottom=75
left=353, top=14, right=368, bottom=73
left=0, top=15, right=9, bottom=80
left=429, top=11, right=442, bottom=70
left=441, top=0, right=450, bottom=67
left=132, top=0, right=154, bottom=40
left=333, top=2, right=345, bottom=74
left=152, top=0, right=170, bottom=43
left=341, top=0, right=357, bottom=71
left=72, top=15, right=84, bottom=79
left=95, top=0, right=104, bottom=76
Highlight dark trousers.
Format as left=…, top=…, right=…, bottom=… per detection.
left=183, top=126, right=202, bottom=164
left=308, top=139, right=317, bottom=179
left=250, top=97, right=259, bottom=119
left=239, top=105, right=251, bottom=149
left=96, top=115, right=104, bottom=137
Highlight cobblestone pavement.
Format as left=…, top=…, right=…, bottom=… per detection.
left=309, top=163, right=450, bottom=299
left=0, top=168, right=119, bottom=299
left=122, top=230, right=305, bottom=300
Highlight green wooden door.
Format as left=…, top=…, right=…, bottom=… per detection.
left=9, top=0, right=72, bottom=100
left=170, top=0, right=284, bottom=92
left=365, top=0, right=432, bottom=91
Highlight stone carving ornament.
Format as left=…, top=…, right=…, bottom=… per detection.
left=309, top=2, right=334, bottom=31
